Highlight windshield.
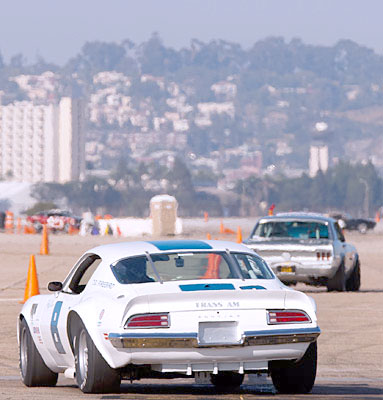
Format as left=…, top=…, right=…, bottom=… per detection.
left=111, top=251, right=274, bottom=284
left=253, top=220, right=329, bottom=239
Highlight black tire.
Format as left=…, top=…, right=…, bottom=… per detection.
left=19, top=318, right=58, bottom=387
left=74, top=321, right=121, bottom=393
left=327, top=262, right=346, bottom=292
left=270, top=341, right=317, bottom=394
left=346, top=259, right=361, bottom=291
left=358, top=223, right=368, bottom=234
left=211, top=371, right=244, bottom=391
left=33, top=222, right=43, bottom=234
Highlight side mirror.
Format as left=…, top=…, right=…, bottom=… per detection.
left=48, top=281, right=63, bottom=292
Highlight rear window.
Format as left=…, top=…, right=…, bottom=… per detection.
left=111, top=252, right=274, bottom=284
left=253, top=220, right=329, bottom=239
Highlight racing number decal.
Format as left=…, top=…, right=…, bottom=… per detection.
left=50, top=301, right=66, bottom=354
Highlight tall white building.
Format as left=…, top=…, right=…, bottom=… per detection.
left=58, top=98, right=85, bottom=183
left=0, top=98, right=85, bottom=183
left=309, top=145, right=329, bottom=177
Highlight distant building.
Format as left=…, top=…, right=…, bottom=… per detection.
left=0, top=97, right=85, bottom=183
left=57, top=98, right=85, bottom=183
left=309, top=145, right=328, bottom=177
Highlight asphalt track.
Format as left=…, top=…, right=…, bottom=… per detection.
left=0, top=375, right=382, bottom=399
left=0, top=221, right=382, bottom=399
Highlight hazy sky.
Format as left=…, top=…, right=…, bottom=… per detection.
left=0, top=0, right=382, bottom=65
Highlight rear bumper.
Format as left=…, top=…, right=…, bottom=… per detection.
left=109, top=327, right=320, bottom=349
left=269, top=262, right=338, bottom=283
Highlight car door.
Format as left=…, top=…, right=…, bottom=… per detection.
left=39, top=254, right=102, bottom=368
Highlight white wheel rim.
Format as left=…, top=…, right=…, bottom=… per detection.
left=20, top=326, right=28, bottom=377
left=78, top=330, right=88, bottom=382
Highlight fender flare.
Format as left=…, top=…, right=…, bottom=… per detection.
left=67, top=303, right=122, bottom=369
left=353, top=254, right=360, bottom=268
left=18, top=310, right=60, bottom=373
left=349, top=253, right=360, bottom=277
left=329, top=255, right=345, bottom=280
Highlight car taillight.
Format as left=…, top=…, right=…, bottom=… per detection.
left=316, top=251, right=331, bottom=261
left=125, top=313, right=169, bottom=328
left=267, top=310, right=311, bottom=324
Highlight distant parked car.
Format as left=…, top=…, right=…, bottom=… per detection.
left=27, top=209, right=82, bottom=233
left=329, top=212, right=376, bottom=234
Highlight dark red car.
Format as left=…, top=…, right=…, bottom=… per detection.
left=27, top=209, right=82, bottom=233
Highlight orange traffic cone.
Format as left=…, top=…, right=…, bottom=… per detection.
left=17, top=217, right=22, bottom=234
left=116, top=225, right=122, bottom=237
left=204, top=212, right=209, bottom=222
left=20, top=254, right=40, bottom=303
left=40, top=224, right=49, bottom=255
left=236, top=226, right=243, bottom=243
left=5, top=211, right=14, bottom=233
left=201, top=254, right=221, bottom=279
left=268, top=203, right=275, bottom=216
left=206, top=232, right=212, bottom=240
left=220, top=220, right=224, bottom=234
left=68, top=224, right=79, bottom=235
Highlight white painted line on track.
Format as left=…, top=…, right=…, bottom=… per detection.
left=316, top=376, right=383, bottom=383
left=0, top=376, right=20, bottom=381
left=0, top=298, right=22, bottom=302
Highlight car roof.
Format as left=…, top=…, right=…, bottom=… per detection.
left=258, top=212, right=334, bottom=223
left=86, top=240, right=255, bottom=264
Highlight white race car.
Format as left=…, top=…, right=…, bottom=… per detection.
left=18, top=240, right=320, bottom=394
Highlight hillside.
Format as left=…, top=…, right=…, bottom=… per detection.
left=1, top=35, right=383, bottom=183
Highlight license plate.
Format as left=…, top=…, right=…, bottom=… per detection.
left=280, top=266, right=294, bottom=273
left=198, top=321, right=240, bottom=345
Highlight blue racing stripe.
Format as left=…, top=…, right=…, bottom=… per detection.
left=109, top=332, right=198, bottom=339
left=148, top=240, right=212, bottom=251
left=179, top=283, right=235, bottom=291
left=244, top=327, right=321, bottom=337
left=240, top=285, right=266, bottom=290
left=50, top=301, right=66, bottom=354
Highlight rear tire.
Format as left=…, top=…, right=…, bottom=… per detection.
left=346, top=259, right=361, bottom=291
left=358, top=223, right=368, bottom=234
left=270, top=341, right=317, bottom=394
left=19, top=318, right=58, bottom=387
left=211, top=371, right=244, bottom=391
left=74, top=321, right=121, bottom=393
left=33, top=222, right=43, bottom=234
left=327, top=262, right=346, bottom=292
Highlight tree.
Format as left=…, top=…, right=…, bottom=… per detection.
left=80, top=41, right=126, bottom=71
left=10, top=53, right=25, bottom=69
left=25, top=202, right=57, bottom=216
left=0, top=198, right=11, bottom=212
left=138, top=32, right=182, bottom=75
